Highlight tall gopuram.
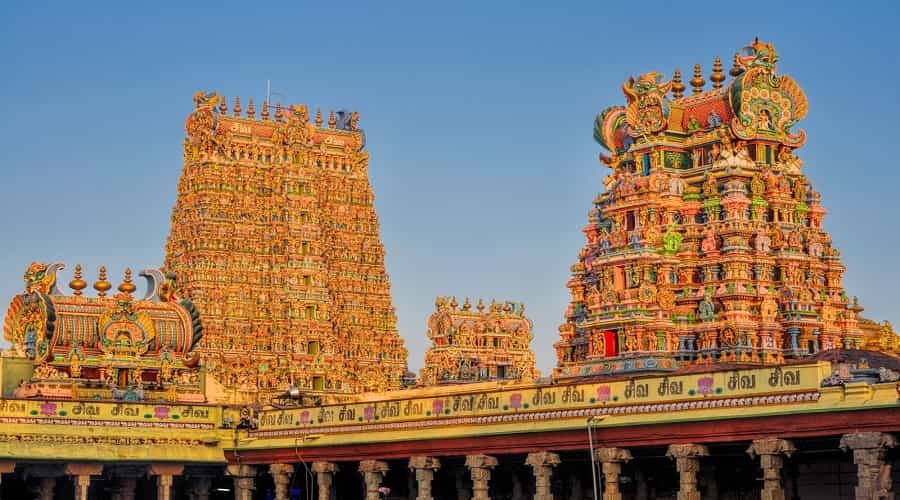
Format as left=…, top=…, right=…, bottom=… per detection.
left=555, top=40, right=865, bottom=378
left=166, top=92, right=407, bottom=402
left=420, top=296, right=539, bottom=385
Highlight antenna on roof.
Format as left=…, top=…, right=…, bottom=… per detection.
left=266, top=80, right=271, bottom=107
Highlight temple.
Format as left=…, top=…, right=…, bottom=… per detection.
left=0, top=40, right=898, bottom=500
left=168, top=95, right=407, bottom=403
left=420, top=297, right=539, bottom=385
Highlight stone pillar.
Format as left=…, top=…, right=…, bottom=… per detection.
left=465, top=454, right=498, bottom=500
left=840, top=432, right=897, bottom=500
left=409, top=456, right=441, bottom=500
left=270, top=464, right=294, bottom=500
left=596, top=447, right=632, bottom=500
left=227, top=464, right=256, bottom=500
left=666, top=444, right=708, bottom=500
left=526, top=451, right=560, bottom=500
left=455, top=467, right=471, bottom=500
left=149, top=464, right=183, bottom=500
left=0, top=461, right=13, bottom=491
left=111, top=478, right=138, bottom=500
left=35, top=477, right=55, bottom=500
left=747, top=438, right=796, bottom=500
left=188, top=476, right=212, bottom=500
left=312, top=462, right=338, bottom=500
left=359, top=460, right=389, bottom=500
left=634, top=468, right=648, bottom=500
left=66, top=464, right=103, bottom=500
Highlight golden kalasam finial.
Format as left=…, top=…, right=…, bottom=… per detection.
left=710, top=56, right=725, bottom=89
left=233, top=96, right=242, bottom=117
left=219, top=96, right=228, bottom=114
left=462, top=297, right=472, bottom=311
left=671, top=69, right=685, bottom=99
left=328, top=111, right=336, bottom=128
left=315, top=108, right=323, bottom=127
left=729, top=53, right=744, bottom=77
left=450, top=296, right=458, bottom=309
left=69, top=264, right=87, bottom=296
left=691, top=64, right=705, bottom=94
left=94, top=266, right=111, bottom=298
left=118, top=268, right=137, bottom=295
left=476, top=298, right=485, bottom=312
left=261, top=100, right=270, bottom=120
left=275, top=102, right=283, bottom=121
left=247, top=98, right=256, bottom=119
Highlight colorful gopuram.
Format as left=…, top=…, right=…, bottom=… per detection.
left=1, top=262, right=205, bottom=403
left=556, top=39, right=864, bottom=378
left=420, top=296, right=539, bottom=385
left=167, top=94, right=407, bottom=403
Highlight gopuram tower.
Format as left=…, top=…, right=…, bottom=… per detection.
left=166, top=93, right=407, bottom=402
left=556, top=40, right=864, bottom=378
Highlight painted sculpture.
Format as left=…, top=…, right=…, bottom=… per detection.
left=170, top=93, right=407, bottom=403
left=420, top=297, right=539, bottom=385
left=556, top=40, right=886, bottom=378
left=2, top=263, right=204, bottom=402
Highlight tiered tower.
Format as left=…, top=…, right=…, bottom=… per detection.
left=556, top=40, right=863, bottom=378
left=420, top=296, right=538, bottom=385
left=166, top=93, right=407, bottom=402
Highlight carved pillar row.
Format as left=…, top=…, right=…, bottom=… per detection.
left=150, top=464, right=183, bottom=500
left=269, top=464, right=294, bottom=500
left=596, top=447, right=632, bottom=500
left=312, top=462, right=338, bottom=500
left=526, top=451, right=560, bottom=500
left=359, top=460, right=389, bottom=500
left=227, top=464, right=256, bottom=500
left=748, top=438, right=796, bottom=500
left=667, top=444, right=708, bottom=500
left=66, top=463, right=103, bottom=500
left=465, top=454, right=498, bottom=500
left=409, top=456, right=441, bottom=500
left=840, top=432, right=897, bottom=500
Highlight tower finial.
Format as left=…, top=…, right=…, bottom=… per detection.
left=69, top=264, right=87, bottom=296
left=672, top=69, right=685, bottom=99
left=261, top=100, right=270, bottom=120
left=328, top=111, right=336, bottom=128
left=93, top=266, right=111, bottom=298
left=710, top=56, right=725, bottom=89
left=118, top=268, right=137, bottom=295
left=275, top=102, right=283, bottom=121
left=247, top=98, right=256, bottom=119
left=219, top=96, right=228, bottom=114
left=691, top=64, right=705, bottom=94
left=729, top=53, right=744, bottom=77
left=233, top=97, right=242, bottom=117
left=315, top=108, right=323, bottom=127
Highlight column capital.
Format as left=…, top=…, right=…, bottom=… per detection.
left=666, top=443, right=709, bottom=460
left=149, top=464, right=184, bottom=477
left=226, top=464, right=257, bottom=478
left=65, top=463, right=104, bottom=477
left=312, top=461, right=339, bottom=474
left=526, top=451, right=561, bottom=468
left=358, top=459, right=389, bottom=474
left=840, top=432, right=897, bottom=452
left=409, top=456, right=441, bottom=471
left=748, top=438, right=796, bottom=458
left=595, top=447, right=632, bottom=464
left=465, top=454, right=498, bottom=470
left=269, top=463, right=294, bottom=476
left=0, top=461, right=16, bottom=474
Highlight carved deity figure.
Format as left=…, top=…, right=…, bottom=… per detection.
left=754, top=229, right=771, bottom=253
left=699, top=293, right=716, bottom=322
left=701, top=228, right=718, bottom=254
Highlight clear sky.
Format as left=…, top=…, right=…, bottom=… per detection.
left=1, top=1, right=897, bottom=374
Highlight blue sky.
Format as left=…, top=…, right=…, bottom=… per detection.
left=1, top=1, right=897, bottom=373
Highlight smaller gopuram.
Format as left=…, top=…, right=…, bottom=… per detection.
left=556, top=39, right=868, bottom=378
left=1, top=262, right=205, bottom=402
left=420, top=296, right=539, bottom=385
